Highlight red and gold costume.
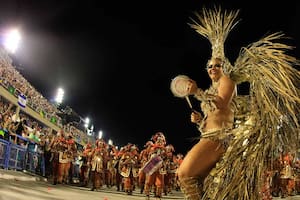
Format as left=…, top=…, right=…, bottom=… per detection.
left=280, top=152, right=295, bottom=197
left=105, top=147, right=116, bottom=188
left=57, top=133, right=70, bottom=184
left=49, top=130, right=64, bottom=185
left=64, top=134, right=77, bottom=184
left=143, top=132, right=167, bottom=199
left=119, top=144, right=139, bottom=195
left=138, top=141, right=153, bottom=194
left=50, top=130, right=66, bottom=185
left=90, top=139, right=108, bottom=191
left=164, top=144, right=176, bottom=195
left=80, top=142, right=92, bottom=186
left=113, top=149, right=124, bottom=191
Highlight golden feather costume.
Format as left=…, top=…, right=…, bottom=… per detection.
left=185, top=6, right=300, bottom=200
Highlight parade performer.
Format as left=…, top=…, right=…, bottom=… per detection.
left=80, top=142, right=92, bottom=186
left=138, top=141, right=153, bottom=194
left=280, top=152, right=295, bottom=197
left=57, top=132, right=69, bottom=184
left=65, top=133, right=77, bottom=184
left=171, top=6, right=300, bottom=200
left=113, top=148, right=124, bottom=191
left=49, top=129, right=65, bottom=185
left=90, top=139, right=108, bottom=191
left=119, top=143, right=139, bottom=195
left=106, top=147, right=117, bottom=188
left=143, top=132, right=167, bottom=199
left=174, top=153, right=184, bottom=191
left=164, top=144, right=176, bottom=195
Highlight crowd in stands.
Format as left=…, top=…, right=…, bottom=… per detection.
left=0, top=48, right=89, bottom=145
left=0, top=48, right=60, bottom=125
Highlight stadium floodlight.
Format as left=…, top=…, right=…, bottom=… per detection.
left=3, top=28, right=21, bottom=53
left=84, top=117, right=90, bottom=128
left=55, top=87, right=64, bottom=105
left=98, top=130, right=103, bottom=139
left=85, top=117, right=90, bottom=125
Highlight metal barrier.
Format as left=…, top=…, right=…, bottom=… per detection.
left=0, top=138, right=9, bottom=169
left=25, top=145, right=45, bottom=176
left=8, top=143, right=26, bottom=170
left=0, top=136, right=45, bottom=176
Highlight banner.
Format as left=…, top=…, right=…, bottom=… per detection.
left=18, top=93, right=27, bottom=108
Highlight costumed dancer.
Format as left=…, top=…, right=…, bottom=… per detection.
left=143, top=132, right=167, bottom=199
left=106, top=145, right=116, bottom=188
left=49, top=129, right=65, bottom=185
left=57, top=131, right=69, bottom=184
left=164, top=144, right=176, bottom=195
left=80, top=142, right=92, bottom=186
left=66, top=133, right=77, bottom=184
left=119, top=143, right=140, bottom=195
left=113, top=148, right=124, bottom=191
left=138, top=140, right=153, bottom=194
left=171, top=6, right=300, bottom=200
left=90, top=139, right=108, bottom=191
left=280, top=152, right=295, bottom=197
left=174, top=153, right=184, bottom=191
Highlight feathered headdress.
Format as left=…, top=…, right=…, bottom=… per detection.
left=189, top=6, right=240, bottom=74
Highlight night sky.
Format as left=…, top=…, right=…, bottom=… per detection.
left=0, top=0, right=299, bottom=154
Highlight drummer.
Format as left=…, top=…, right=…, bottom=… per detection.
left=143, top=132, right=168, bottom=199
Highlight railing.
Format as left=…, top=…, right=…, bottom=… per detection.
left=0, top=135, right=45, bottom=176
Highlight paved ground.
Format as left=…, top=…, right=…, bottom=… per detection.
left=0, top=169, right=184, bottom=200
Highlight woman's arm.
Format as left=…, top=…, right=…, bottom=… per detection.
left=213, top=76, right=236, bottom=109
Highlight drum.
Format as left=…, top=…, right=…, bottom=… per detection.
left=141, top=155, right=163, bottom=176
left=170, top=75, right=192, bottom=98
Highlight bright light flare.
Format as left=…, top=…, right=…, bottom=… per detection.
left=98, top=130, right=103, bottom=139
left=3, top=29, right=21, bottom=53
left=55, top=88, right=64, bottom=104
left=85, top=117, right=90, bottom=124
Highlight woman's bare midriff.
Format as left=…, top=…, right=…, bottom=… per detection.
left=202, top=108, right=234, bottom=132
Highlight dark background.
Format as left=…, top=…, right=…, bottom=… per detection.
left=0, top=0, right=299, bottom=154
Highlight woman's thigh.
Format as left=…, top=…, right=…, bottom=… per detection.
left=178, top=138, right=224, bottom=178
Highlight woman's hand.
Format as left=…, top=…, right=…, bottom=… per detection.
left=186, top=79, right=198, bottom=95
left=191, top=110, right=203, bottom=124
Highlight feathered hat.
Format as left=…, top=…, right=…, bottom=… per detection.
left=189, top=6, right=240, bottom=74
